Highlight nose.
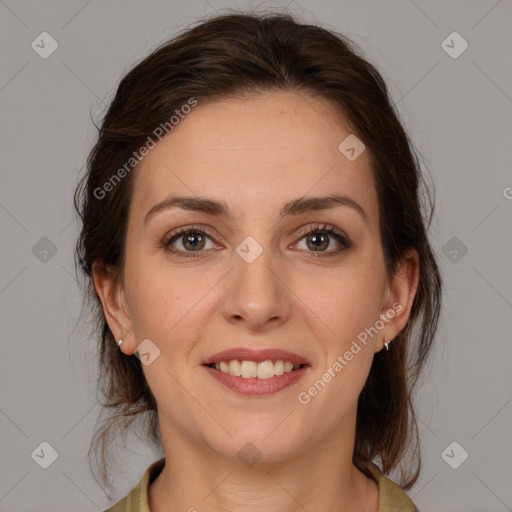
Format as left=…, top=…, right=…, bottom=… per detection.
left=221, top=237, right=292, bottom=332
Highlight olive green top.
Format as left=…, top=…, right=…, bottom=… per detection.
left=104, top=457, right=416, bottom=511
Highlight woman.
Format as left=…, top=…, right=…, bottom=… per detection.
left=74, top=11, right=442, bottom=512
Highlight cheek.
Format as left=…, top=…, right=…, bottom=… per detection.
left=299, top=262, right=384, bottom=344
left=124, top=259, right=218, bottom=346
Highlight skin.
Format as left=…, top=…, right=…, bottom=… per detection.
left=93, top=90, right=419, bottom=512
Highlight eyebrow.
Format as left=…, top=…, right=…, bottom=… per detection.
left=144, top=193, right=369, bottom=227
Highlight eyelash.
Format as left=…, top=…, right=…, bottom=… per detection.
left=162, top=223, right=352, bottom=259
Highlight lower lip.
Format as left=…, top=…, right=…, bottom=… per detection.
left=203, top=365, right=309, bottom=396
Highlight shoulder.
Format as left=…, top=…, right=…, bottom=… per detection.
left=367, top=462, right=418, bottom=512
left=103, top=458, right=165, bottom=512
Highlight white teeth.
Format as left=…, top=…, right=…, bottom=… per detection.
left=256, top=360, right=275, bottom=380
left=229, top=360, right=241, bottom=376
left=274, top=360, right=284, bottom=375
left=240, top=360, right=258, bottom=378
left=212, top=359, right=302, bottom=378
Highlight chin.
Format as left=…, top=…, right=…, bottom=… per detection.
left=203, top=424, right=305, bottom=466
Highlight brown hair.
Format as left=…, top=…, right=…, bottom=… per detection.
left=73, top=9, right=442, bottom=497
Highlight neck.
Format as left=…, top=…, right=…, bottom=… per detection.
left=148, top=413, right=379, bottom=512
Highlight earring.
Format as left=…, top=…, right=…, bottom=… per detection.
left=117, top=339, right=123, bottom=348
left=384, top=339, right=390, bottom=351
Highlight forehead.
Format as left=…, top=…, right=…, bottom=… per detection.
left=130, top=90, right=378, bottom=227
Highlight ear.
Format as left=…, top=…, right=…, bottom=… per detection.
left=375, top=248, right=420, bottom=353
left=92, top=260, right=135, bottom=354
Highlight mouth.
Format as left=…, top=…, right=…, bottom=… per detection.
left=204, top=360, right=307, bottom=379
left=201, top=347, right=310, bottom=395
left=202, top=347, right=310, bottom=378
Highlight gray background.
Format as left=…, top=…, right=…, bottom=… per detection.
left=1, top=0, right=511, bottom=511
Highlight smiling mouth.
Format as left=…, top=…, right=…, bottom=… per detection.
left=205, top=360, right=307, bottom=380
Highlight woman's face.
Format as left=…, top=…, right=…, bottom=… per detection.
left=96, top=90, right=416, bottom=462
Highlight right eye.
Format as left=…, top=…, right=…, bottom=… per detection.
left=163, top=226, right=221, bottom=257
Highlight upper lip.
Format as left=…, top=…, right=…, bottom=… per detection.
left=202, top=348, right=310, bottom=366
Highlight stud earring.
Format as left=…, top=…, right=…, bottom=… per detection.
left=117, top=339, right=123, bottom=348
left=384, top=339, right=390, bottom=351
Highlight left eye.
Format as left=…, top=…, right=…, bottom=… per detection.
left=293, top=224, right=351, bottom=254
